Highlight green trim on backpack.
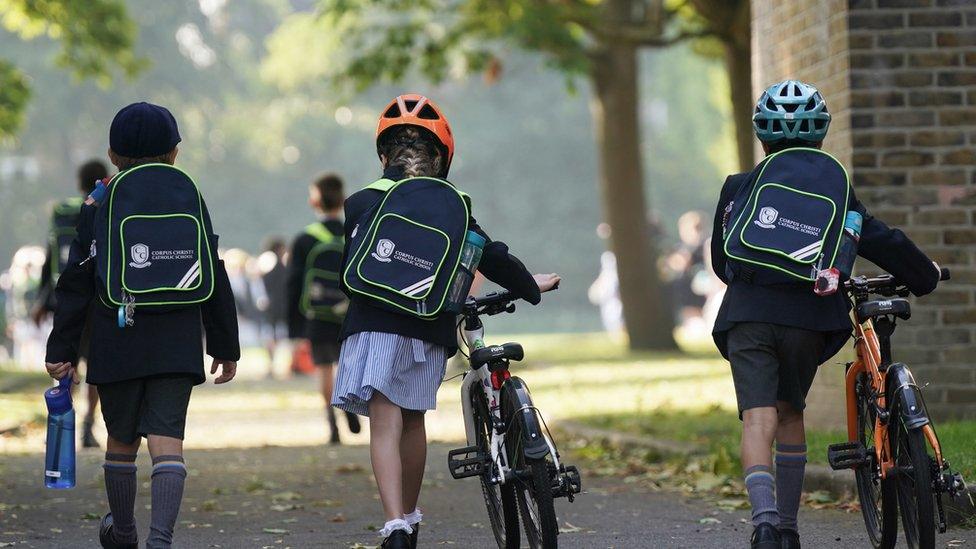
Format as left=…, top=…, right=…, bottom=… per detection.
left=738, top=183, right=838, bottom=266
left=342, top=177, right=470, bottom=319
left=50, top=198, right=84, bottom=280
left=104, top=163, right=216, bottom=307
left=355, top=213, right=451, bottom=301
left=723, top=148, right=850, bottom=282
left=304, top=222, right=336, bottom=244
left=120, top=213, right=204, bottom=294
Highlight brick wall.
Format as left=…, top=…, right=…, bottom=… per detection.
left=752, top=0, right=976, bottom=426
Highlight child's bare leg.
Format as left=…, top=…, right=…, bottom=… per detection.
left=146, top=435, right=186, bottom=549
left=86, top=384, right=100, bottom=423
left=742, top=406, right=779, bottom=527
left=320, top=364, right=340, bottom=441
left=369, top=392, right=405, bottom=522
left=774, top=401, right=807, bottom=534
left=104, top=436, right=141, bottom=543
left=400, top=409, right=427, bottom=515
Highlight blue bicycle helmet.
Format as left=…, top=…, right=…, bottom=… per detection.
left=753, top=80, right=831, bottom=143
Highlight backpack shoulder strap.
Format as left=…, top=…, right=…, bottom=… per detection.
left=305, top=222, right=336, bottom=244
left=365, top=178, right=397, bottom=193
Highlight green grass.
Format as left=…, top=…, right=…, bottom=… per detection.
left=0, top=367, right=50, bottom=431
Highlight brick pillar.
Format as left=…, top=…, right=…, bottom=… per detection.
left=752, top=0, right=976, bottom=426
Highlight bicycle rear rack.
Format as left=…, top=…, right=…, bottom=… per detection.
left=448, top=445, right=487, bottom=479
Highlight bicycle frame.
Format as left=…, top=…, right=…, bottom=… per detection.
left=458, top=322, right=562, bottom=486
left=845, top=313, right=945, bottom=479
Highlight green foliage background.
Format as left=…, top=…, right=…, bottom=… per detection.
left=0, top=0, right=735, bottom=332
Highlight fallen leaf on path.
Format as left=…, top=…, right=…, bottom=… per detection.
left=272, top=491, right=302, bottom=501
left=270, top=503, right=302, bottom=512
left=699, top=517, right=722, bottom=525
left=716, top=498, right=749, bottom=510
left=262, top=528, right=289, bottom=534
left=329, top=513, right=347, bottom=523
left=559, top=522, right=582, bottom=533
left=311, top=499, right=342, bottom=507
left=336, top=463, right=366, bottom=474
left=81, top=512, right=101, bottom=520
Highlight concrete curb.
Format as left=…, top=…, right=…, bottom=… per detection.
left=559, top=420, right=976, bottom=526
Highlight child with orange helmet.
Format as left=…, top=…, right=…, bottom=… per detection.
left=332, top=94, right=560, bottom=548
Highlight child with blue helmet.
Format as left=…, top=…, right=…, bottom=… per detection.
left=711, top=80, right=942, bottom=549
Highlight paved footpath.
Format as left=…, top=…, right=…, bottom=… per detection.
left=2, top=442, right=975, bottom=548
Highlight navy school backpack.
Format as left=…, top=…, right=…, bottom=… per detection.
left=300, top=222, right=347, bottom=323
left=343, top=177, right=470, bottom=319
left=93, top=164, right=215, bottom=317
left=723, top=148, right=850, bottom=283
left=50, top=197, right=84, bottom=282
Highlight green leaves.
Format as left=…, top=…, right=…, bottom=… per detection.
left=0, top=0, right=141, bottom=136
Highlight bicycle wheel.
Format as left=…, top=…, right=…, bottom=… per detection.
left=470, top=383, right=520, bottom=549
left=502, top=380, right=558, bottom=549
left=890, top=407, right=936, bottom=549
left=853, top=373, right=898, bottom=549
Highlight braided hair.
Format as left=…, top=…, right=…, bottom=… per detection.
left=377, top=126, right=446, bottom=178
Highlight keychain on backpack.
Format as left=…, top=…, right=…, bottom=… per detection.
left=118, top=292, right=135, bottom=328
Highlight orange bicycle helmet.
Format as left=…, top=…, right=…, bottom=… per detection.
left=376, top=94, right=455, bottom=168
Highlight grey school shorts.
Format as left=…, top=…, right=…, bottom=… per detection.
left=727, top=322, right=828, bottom=417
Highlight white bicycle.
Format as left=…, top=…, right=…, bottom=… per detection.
left=448, top=290, right=581, bottom=549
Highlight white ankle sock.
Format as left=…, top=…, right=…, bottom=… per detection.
left=404, top=508, right=423, bottom=525
left=379, top=518, right=412, bottom=537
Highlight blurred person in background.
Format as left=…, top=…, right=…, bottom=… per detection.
left=287, top=173, right=360, bottom=444
left=8, top=245, right=47, bottom=367
left=588, top=222, right=624, bottom=335
left=223, top=248, right=260, bottom=348
left=665, top=210, right=709, bottom=335
left=255, top=237, right=289, bottom=378
left=32, top=158, right=108, bottom=448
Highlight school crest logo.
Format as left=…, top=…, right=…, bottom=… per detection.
left=754, top=207, right=779, bottom=229
left=129, top=243, right=151, bottom=268
left=372, top=239, right=395, bottom=263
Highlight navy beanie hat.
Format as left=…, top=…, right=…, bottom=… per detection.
left=109, top=102, right=181, bottom=158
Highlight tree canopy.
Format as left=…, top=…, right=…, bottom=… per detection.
left=0, top=0, right=140, bottom=136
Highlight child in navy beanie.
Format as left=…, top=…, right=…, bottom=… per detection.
left=45, top=102, right=240, bottom=549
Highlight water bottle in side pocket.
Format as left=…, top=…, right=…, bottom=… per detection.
left=44, top=376, right=75, bottom=489
left=445, top=231, right=487, bottom=313
left=835, top=211, right=863, bottom=279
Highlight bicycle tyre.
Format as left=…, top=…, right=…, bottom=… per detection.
left=471, top=383, right=520, bottom=549
left=853, top=373, right=899, bottom=549
left=890, top=410, right=936, bottom=549
left=502, top=379, right=559, bottom=549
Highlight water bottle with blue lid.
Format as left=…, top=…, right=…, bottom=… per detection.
left=445, top=231, right=486, bottom=313
left=44, top=375, right=76, bottom=489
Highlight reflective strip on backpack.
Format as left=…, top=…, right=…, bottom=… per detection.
left=176, top=261, right=201, bottom=289
left=401, top=275, right=436, bottom=296
left=788, top=241, right=822, bottom=262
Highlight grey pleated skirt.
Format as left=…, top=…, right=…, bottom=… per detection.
left=332, top=331, right=448, bottom=417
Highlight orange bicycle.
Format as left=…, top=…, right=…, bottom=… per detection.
left=828, top=267, right=967, bottom=549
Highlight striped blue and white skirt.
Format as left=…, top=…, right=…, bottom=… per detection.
left=332, top=331, right=448, bottom=417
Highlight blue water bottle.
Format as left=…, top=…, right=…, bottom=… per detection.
left=445, top=231, right=487, bottom=313
left=44, top=376, right=76, bottom=489
left=835, top=211, right=863, bottom=279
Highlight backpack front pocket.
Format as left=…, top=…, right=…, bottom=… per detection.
left=119, top=214, right=203, bottom=293
left=739, top=183, right=837, bottom=265
left=357, top=213, right=450, bottom=301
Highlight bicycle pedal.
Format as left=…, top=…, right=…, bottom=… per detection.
left=554, top=465, right=582, bottom=499
left=827, top=441, right=869, bottom=471
left=447, top=445, right=486, bottom=479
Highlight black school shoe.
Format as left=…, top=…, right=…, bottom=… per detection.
left=779, top=528, right=800, bottom=549
left=751, top=522, right=781, bottom=549
left=409, top=522, right=420, bottom=549
left=381, top=529, right=412, bottom=549
left=99, top=513, right=137, bottom=549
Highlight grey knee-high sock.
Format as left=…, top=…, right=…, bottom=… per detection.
left=147, top=455, right=187, bottom=549
left=745, top=464, right=779, bottom=527
left=103, top=453, right=138, bottom=544
left=775, top=443, right=807, bottom=533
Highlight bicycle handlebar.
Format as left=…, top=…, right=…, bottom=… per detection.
left=845, top=267, right=950, bottom=296
left=464, top=283, right=559, bottom=318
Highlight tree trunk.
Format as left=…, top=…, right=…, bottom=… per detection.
left=725, top=0, right=754, bottom=172
left=590, top=34, right=677, bottom=351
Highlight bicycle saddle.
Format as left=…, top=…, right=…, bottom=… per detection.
left=470, top=342, right=524, bottom=370
left=857, top=298, right=911, bottom=321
